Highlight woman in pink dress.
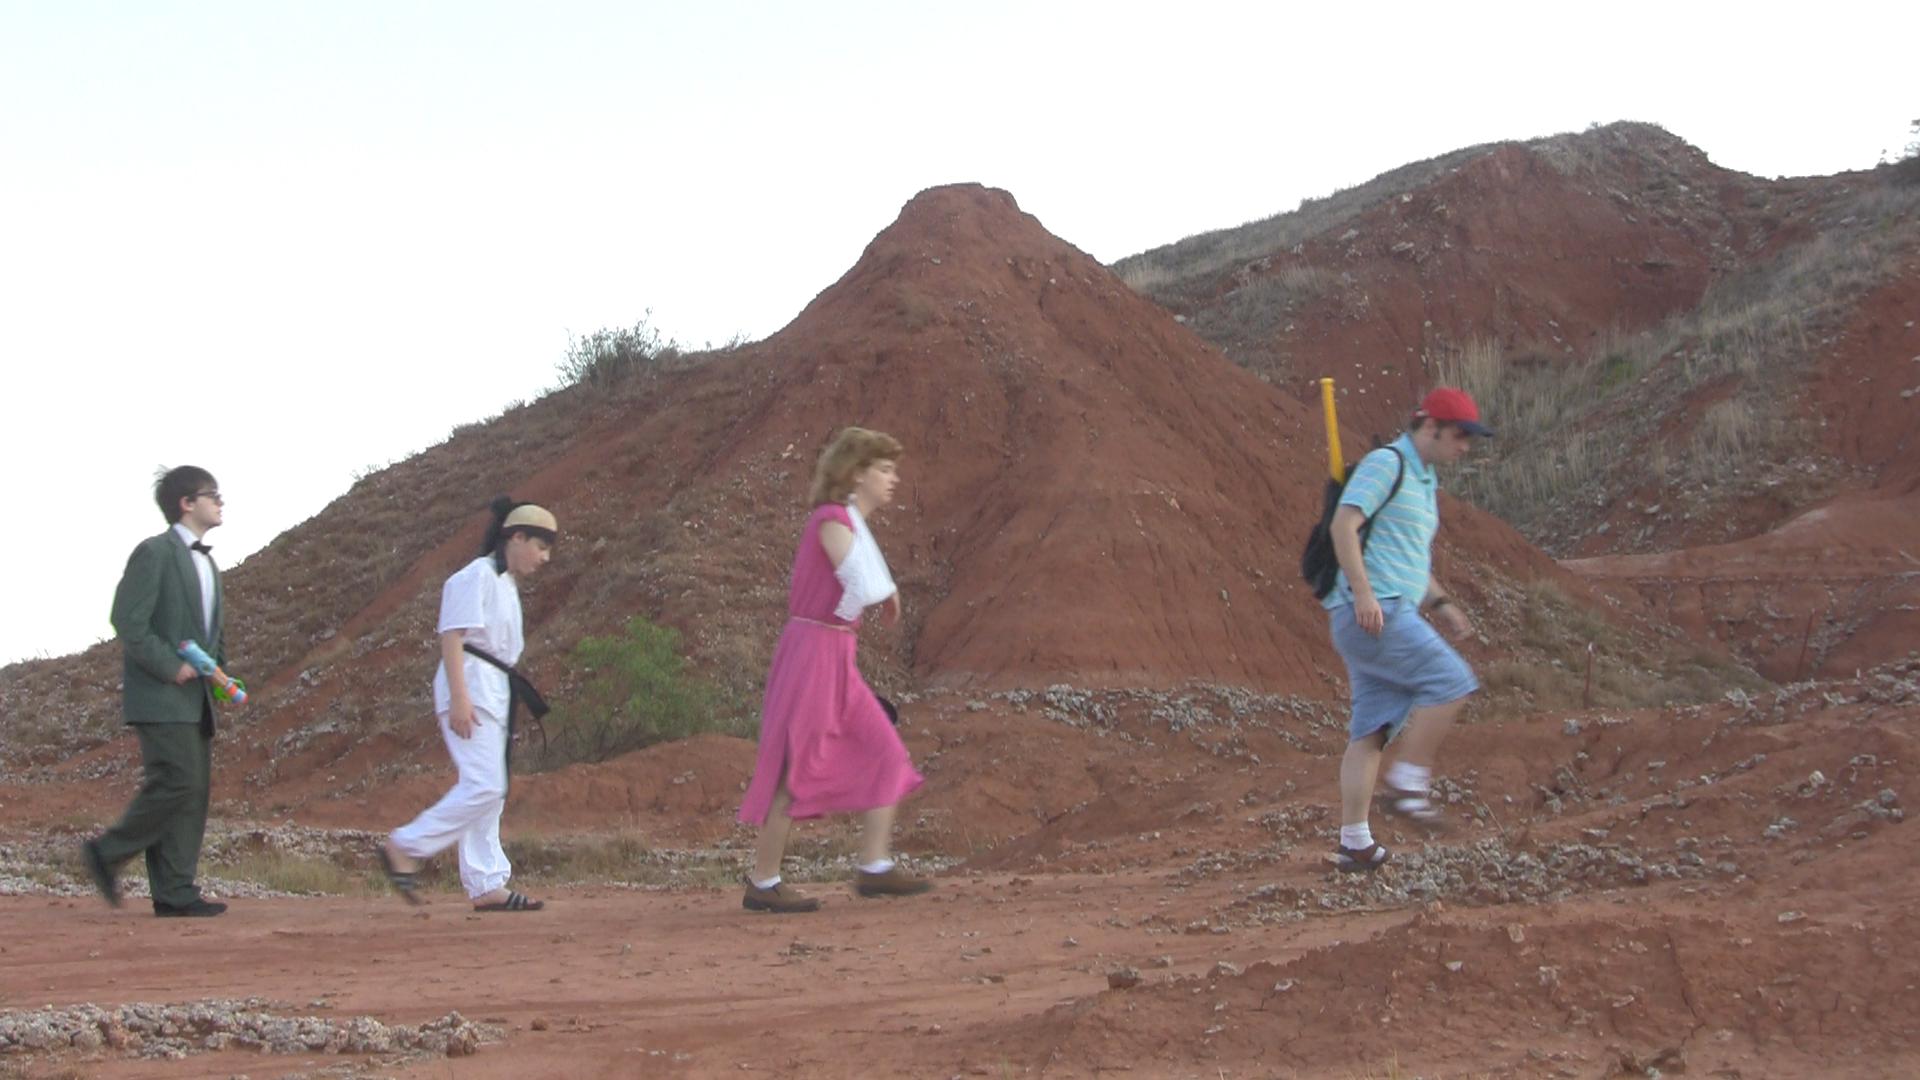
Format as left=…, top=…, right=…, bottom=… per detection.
left=737, top=427, right=929, bottom=912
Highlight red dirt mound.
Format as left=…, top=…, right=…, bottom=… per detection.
left=732, top=184, right=1622, bottom=692
left=1565, top=270, right=1920, bottom=678
left=5, top=183, right=1652, bottom=834
left=961, top=901, right=1920, bottom=1079
left=10, top=184, right=1643, bottom=760
left=1565, top=490, right=1920, bottom=680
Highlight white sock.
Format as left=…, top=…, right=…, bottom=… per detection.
left=1386, top=762, right=1431, bottom=794
left=859, top=858, right=894, bottom=875
left=1339, top=823, right=1374, bottom=851
left=750, top=875, right=781, bottom=890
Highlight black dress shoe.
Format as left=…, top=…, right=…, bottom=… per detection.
left=80, top=839, right=120, bottom=908
left=153, top=898, right=228, bottom=918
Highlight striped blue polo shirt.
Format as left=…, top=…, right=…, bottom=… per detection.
left=1321, top=432, right=1439, bottom=610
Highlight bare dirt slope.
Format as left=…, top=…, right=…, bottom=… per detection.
left=0, top=183, right=1691, bottom=830
left=1567, top=491, right=1920, bottom=681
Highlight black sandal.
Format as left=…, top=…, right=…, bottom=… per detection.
left=474, top=890, right=544, bottom=912
left=1333, top=842, right=1390, bottom=873
left=377, top=844, right=422, bottom=906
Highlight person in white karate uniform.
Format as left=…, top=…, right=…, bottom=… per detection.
left=379, top=497, right=557, bottom=912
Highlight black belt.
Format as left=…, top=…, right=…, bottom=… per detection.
left=461, top=644, right=550, bottom=781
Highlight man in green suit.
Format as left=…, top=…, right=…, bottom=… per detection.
left=81, top=465, right=233, bottom=917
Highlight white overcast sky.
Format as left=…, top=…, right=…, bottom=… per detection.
left=3, top=0, right=1915, bottom=666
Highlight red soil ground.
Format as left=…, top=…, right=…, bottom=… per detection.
left=6, top=179, right=1918, bottom=1078
left=7, top=662, right=1917, bottom=1078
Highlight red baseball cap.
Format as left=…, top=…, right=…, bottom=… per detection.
left=1416, top=387, right=1494, bottom=437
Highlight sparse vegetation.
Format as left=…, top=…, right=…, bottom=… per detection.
left=554, top=313, right=680, bottom=389
left=533, top=616, right=743, bottom=769
left=1434, top=336, right=1631, bottom=521
left=1531, top=120, right=1681, bottom=177
left=1114, top=143, right=1492, bottom=300
left=1115, top=122, right=1681, bottom=303
left=1189, top=265, right=1333, bottom=350
left=1437, top=177, right=1919, bottom=542
left=214, top=850, right=379, bottom=897
left=1476, top=580, right=1762, bottom=716
left=1890, top=118, right=1920, bottom=186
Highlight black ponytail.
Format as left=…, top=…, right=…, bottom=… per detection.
left=480, top=495, right=559, bottom=572
left=482, top=495, right=518, bottom=572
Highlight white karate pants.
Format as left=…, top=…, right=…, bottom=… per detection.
left=389, top=707, right=511, bottom=899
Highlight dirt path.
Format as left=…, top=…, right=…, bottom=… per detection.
left=9, top=665, right=1919, bottom=1077
left=8, top=847, right=1919, bottom=1079
left=4, top=868, right=1356, bottom=1079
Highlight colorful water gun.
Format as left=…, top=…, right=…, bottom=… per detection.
left=178, top=640, right=247, bottom=705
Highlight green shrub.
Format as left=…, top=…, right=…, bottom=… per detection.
left=1886, top=118, right=1920, bottom=186
left=535, top=616, right=734, bottom=768
left=554, top=313, right=679, bottom=389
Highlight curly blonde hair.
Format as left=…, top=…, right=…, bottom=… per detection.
left=808, top=427, right=904, bottom=505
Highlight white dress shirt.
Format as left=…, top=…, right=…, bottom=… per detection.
left=171, top=522, right=216, bottom=637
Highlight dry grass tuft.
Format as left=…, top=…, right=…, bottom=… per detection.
left=214, top=851, right=381, bottom=897
left=1476, top=580, right=1761, bottom=718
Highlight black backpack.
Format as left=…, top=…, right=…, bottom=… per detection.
left=1301, top=446, right=1406, bottom=600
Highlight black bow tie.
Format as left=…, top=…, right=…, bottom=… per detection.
left=191, top=541, right=212, bottom=555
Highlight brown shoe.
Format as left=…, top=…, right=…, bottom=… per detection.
left=742, top=877, right=820, bottom=913
left=854, top=866, right=932, bottom=898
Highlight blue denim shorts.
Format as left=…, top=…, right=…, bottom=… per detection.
left=1329, top=597, right=1480, bottom=743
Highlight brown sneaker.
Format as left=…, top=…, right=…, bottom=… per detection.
left=854, top=866, right=932, bottom=898
left=742, top=877, right=820, bottom=913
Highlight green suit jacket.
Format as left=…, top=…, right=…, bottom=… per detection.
left=111, top=529, right=225, bottom=726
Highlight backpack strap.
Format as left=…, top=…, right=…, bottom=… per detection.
left=1358, top=448, right=1407, bottom=548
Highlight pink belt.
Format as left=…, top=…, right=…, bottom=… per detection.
left=789, top=616, right=855, bottom=633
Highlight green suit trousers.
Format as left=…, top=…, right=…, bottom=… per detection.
left=94, top=719, right=212, bottom=907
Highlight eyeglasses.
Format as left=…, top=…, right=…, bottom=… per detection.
left=191, top=490, right=224, bottom=505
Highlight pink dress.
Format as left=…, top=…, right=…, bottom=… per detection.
left=737, top=504, right=925, bottom=824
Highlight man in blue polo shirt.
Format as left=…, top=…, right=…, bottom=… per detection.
left=1325, top=388, right=1493, bottom=872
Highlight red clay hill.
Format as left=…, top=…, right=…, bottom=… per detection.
left=6, top=163, right=1918, bottom=1080
left=695, top=184, right=1611, bottom=692
left=1119, top=123, right=1847, bottom=442
left=0, top=183, right=1680, bottom=828
left=1122, top=121, right=1920, bottom=680
left=1565, top=269, right=1920, bottom=680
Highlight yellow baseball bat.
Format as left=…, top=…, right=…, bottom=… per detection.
left=1319, top=377, right=1344, bottom=482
